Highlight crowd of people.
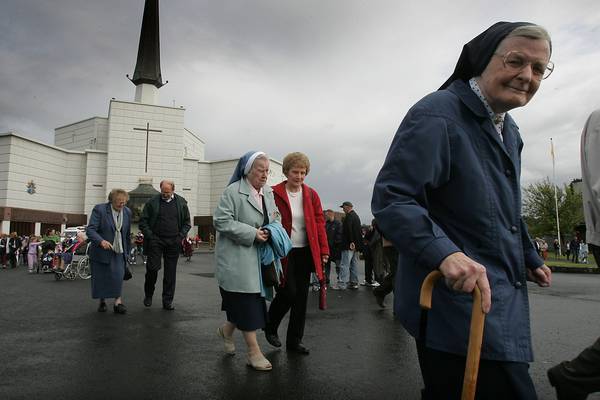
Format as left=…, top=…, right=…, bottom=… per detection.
left=532, top=236, right=594, bottom=264
left=0, top=229, right=87, bottom=273
left=6, top=19, right=600, bottom=399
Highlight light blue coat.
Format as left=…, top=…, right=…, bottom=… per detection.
left=214, top=178, right=281, bottom=294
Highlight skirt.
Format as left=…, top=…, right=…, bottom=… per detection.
left=90, top=253, right=125, bottom=299
left=220, top=287, right=267, bottom=331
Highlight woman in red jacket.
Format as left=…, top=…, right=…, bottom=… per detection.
left=264, top=152, right=329, bottom=354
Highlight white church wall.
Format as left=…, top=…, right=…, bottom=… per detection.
left=183, top=128, right=205, bottom=161
left=196, top=161, right=212, bottom=216
left=106, top=100, right=185, bottom=193
left=0, top=134, right=86, bottom=213
left=0, top=136, right=12, bottom=196
left=61, top=153, right=87, bottom=213
left=209, top=160, right=238, bottom=213
left=268, top=161, right=286, bottom=185
left=182, top=158, right=199, bottom=218
left=54, top=117, right=109, bottom=151
left=83, top=151, right=108, bottom=218
left=205, top=158, right=284, bottom=215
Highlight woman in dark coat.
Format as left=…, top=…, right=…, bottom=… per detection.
left=86, top=189, right=132, bottom=314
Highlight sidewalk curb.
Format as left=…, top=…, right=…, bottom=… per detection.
left=548, top=265, right=600, bottom=274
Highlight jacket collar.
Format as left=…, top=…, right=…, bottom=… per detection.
left=447, top=80, right=519, bottom=164
left=272, top=181, right=287, bottom=199
left=272, top=181, right=311, bottom=209
left=239, top=178, right=271, bottom=214
left=104, top=202, right=116, bottom=230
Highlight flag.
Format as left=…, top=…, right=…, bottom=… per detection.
left=550, top=138, right=555, bottom=168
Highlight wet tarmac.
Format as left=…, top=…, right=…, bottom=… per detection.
left=1, top=253, right=600, bottom=400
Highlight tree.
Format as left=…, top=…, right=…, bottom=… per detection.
left=522, top=178, right=584, bottom=240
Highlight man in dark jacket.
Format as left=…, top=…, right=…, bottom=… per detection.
left=8, top=232, right=22, bottom=269
left=324, top=209, right=342, bottom=286
left=140, top=180, right=191, bottom=310
left=332, top=201, right=362, bottom=290
left=0, top=235, right=7, bottom=268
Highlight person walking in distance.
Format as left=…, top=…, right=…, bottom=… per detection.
left=324, top=209, right=342, bottom=286
left=140, top=180, right=191, bottom=311
left=331, top=201, right=362, bottom=290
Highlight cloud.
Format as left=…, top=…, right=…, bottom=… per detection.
left=1, top=0, right=599, bottom=222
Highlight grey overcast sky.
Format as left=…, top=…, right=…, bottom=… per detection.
left=1, top=0, right=599, bottom=222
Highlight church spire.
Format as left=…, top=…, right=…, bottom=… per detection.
left=128, top=0, right=166, bottom=104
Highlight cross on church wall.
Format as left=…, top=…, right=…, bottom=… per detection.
left=133, top=122, right=162, bottom=173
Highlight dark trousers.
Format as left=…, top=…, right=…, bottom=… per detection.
left=9, top=252, right=17, bottom=269
left=266, top=246, right=312, bottom=346
left=144, top=236, right=180, bottom=304
left=374, top=246, right=398, bottom=297
left=592, top=244, right=600, bottom=268
left=323, top=259, right=339, bottom=285
left=363, top=249, right=374, bottom=283
left=553, top=336, right=600, bottom=396
left=416, top=340, right=537, bottom=400
left=572, top=248, right=579, bottom=263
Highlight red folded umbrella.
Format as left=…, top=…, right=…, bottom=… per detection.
left=319, top=280, right=327, bottom=310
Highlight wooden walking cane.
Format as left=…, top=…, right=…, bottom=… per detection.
left=419, top=270, right=486, bottom=400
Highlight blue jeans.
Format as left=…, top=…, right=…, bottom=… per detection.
left=338, top=249, right=359, bottom=288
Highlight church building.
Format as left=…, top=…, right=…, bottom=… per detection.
left=0, top=0, right=284, bottom=238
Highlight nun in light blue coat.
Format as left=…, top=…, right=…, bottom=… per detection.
left=213, top=151, right=284, bottom=371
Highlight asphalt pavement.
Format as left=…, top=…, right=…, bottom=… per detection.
left=1, top=252, right=599, bottom=400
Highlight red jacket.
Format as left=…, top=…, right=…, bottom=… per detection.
left=272, top=181, right=329, bottom=283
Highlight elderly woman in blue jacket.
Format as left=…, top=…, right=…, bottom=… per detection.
left=87, top=189, right=132, bottom=314
left=214, top=151, right=289, bottom=371
left=372, top=22, right=553, bottom=398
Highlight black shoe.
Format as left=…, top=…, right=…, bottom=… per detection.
left=373, top=291, right=385, bottom=308
left=97, top=301, right=107, bottom=313
left=113, top=303, right=127, bottom=314
left=162, top=303, right=175, bottom=311
left=265, top=331, right=282, bottom=348
left=547, top=363, right=588, bottom=400
left=286, top=343, right=310, bottom=355
left=143, top=297, right=152, bottom=307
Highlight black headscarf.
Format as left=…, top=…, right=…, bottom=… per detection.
left=439, top=21, right=535, bottom=90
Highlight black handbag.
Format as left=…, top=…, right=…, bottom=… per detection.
left=261, top=262, right=278, bottom=287
left=259, top=196, right=278, bottom=287
left=123, top=264, right=133, bottom=281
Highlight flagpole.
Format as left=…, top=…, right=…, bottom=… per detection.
left=551, top=138, right=562, bottom=256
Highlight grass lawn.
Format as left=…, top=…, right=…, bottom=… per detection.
left=545, top=255, right=597, bottom=268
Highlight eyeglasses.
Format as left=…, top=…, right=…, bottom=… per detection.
left=494, top=51, right=554, bottom=80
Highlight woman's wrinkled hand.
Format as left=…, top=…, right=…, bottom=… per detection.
left=255, top=228, right=269, bottom=243
left=439, top=252, right=491, bottom=314
left=527, top=264, right=552, bottom=287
